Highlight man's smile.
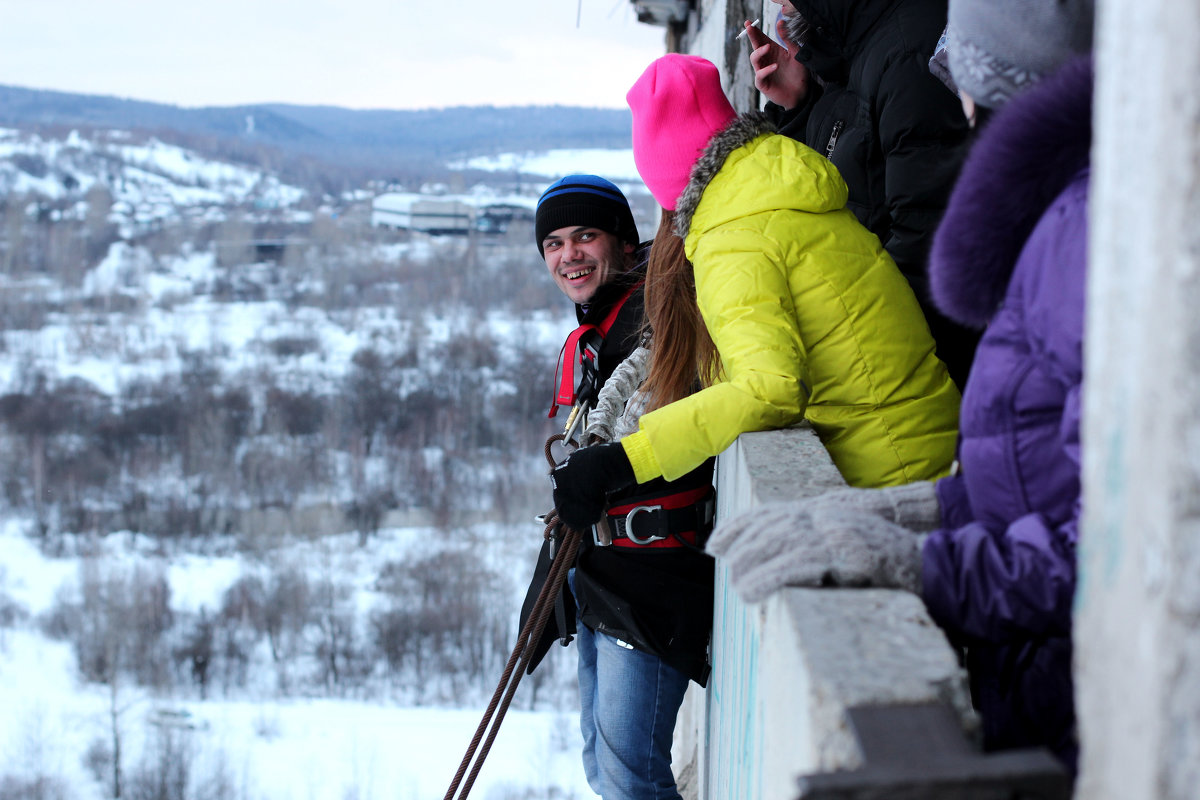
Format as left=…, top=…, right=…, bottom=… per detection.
left=565, top=266, right=596, bottom=281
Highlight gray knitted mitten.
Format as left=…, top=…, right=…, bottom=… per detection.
left=804, top=482, right=941, bottom=532
left=706, top=482, right=938, bottom=556
left=706, top=482, right=939, bottom=603
left=733, top=507, right=926, bottom=601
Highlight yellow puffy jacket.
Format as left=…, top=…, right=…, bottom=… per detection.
left=621, top=114, right=960, bottom=489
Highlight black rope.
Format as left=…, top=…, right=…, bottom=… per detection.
left=443, top=435, right=579, bottom=800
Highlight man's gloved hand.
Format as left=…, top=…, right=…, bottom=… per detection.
left=551, top=442, right=637, bottom=532
left=706, top=482, right=940, bottom=603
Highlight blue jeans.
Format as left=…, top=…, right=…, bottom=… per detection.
left=573, top=590, right=691, bottom=799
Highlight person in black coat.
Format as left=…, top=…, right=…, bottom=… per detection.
left=525, top=175, right=715, bottom=799
left=744, top=0, right=979, bottom=388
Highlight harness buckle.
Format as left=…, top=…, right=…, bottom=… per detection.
left=593, top=515, right=614, bottom=547
left=624, top=504, right=667, bottom=545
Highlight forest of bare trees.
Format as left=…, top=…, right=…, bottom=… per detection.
left=0, top=181, right=566, bottom=539
left=0, top=123, right=603, bottom=798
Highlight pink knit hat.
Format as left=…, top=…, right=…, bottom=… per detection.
left=627, top=54, right=737, bottom=210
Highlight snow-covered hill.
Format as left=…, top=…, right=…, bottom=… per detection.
left=0, top=123, right=607, bottom=798
left=0, top=127, right=308, bottom=236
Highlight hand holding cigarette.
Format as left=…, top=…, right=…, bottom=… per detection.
left=742, top=18, right=811, bottom=110
left=736, top=18, right=761, bottom=41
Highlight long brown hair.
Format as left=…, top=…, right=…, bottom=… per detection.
left=641, top=208, right=718, bottom=411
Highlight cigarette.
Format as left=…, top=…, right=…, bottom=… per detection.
left=736, top=19, right=761, bottom=41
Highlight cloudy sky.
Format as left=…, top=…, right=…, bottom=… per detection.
left=0, top=0, right=666, bottom=110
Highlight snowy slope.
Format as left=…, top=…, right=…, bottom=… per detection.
left=0, top=127, right=307, bottom=234
left=0, top=126, right=623, bottom=798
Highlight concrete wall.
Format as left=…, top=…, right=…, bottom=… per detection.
left=668, top=0, right=765, bottom=112
left=1077, top=1, right=1200, bottom=798
left=628, top=1, right=1200, bottom=796
left=673, top=427, right=976, bottom=800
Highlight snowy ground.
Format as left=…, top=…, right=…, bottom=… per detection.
left=450, top=148, right=640, bottom=183
left=0, top=519, right=593, bottom=799
left=0, top=634, right=587, bottom=800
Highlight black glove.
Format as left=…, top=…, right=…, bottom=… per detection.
left=551, top=442, right=637, bottom=531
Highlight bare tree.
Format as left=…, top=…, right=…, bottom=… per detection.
left=371, top=547, right=510, bottom=700
left=175, top=609, right=215, bottom=699
left=39, top=558, right=177, bottom=796
left=213, top=214, right=254, bottom=268
left=126, top=725, right=191, bottom=800
left=312, top=553, right=359, bottom=692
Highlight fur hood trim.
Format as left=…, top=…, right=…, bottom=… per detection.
left=674, top=112, right=777, bottom=239
left=930, top=57, right=1093, bottom=327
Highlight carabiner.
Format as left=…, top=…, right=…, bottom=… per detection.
left=624, top=504, right=667, bottom=545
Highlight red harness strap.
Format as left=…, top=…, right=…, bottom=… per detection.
left=547, top=285, right=638, bottom=418
left=606, top=485, right=714, bottom=550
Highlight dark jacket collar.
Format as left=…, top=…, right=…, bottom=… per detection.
left=929, top=57, right=1094, bottom=328
left=576, top=242, right=649, bottom=324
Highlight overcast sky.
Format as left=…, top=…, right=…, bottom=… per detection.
left=0, top=0, right=667, bottom=110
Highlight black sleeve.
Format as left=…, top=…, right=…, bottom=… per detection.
left=874, top=51, right=969, bottom=283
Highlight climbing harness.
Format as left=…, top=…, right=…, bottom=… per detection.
left=443, top=434, right=581, bottom=800
left=605, top=484, right=715, bottom=549
left=547, top=284, right=639, bottom=445
left=446, top=334, right=713, bottom=796
left=581, top=345, right=716, bottom=550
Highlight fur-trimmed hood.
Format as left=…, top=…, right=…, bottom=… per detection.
left=930, top=56, right=1094, bottom=328
left=673, top=112, right=847, bottom=241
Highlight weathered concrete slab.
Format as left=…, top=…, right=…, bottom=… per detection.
left=678, top=426, right=979, bottom=799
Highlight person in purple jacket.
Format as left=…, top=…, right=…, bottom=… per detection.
left=707, top=0, right=1095, bottom=773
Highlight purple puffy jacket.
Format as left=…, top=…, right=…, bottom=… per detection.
left=920, top=57, right=1093, bottom=770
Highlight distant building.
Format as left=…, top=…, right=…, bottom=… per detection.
left=474, top=203, right=534, bottom=235
left=371, top=194, right=475, bottom=235
left=371, top=193, right=535, bottom=237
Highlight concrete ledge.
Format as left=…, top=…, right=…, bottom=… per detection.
left=769, top=588, right=976, bottom=772
left=675, top=426, right=977, bottom=800
left=798, top=704, right=1069, bottom=800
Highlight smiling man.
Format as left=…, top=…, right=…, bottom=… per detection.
left=527, top=175, right=718, bottom=798
left=535, top=174, right=646, bottom=392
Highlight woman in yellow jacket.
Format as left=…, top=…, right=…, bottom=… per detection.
left=551, top=53, right=960, bottom=532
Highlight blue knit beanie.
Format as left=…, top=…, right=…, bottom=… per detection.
left=535, top=175, right=639, bottom=257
